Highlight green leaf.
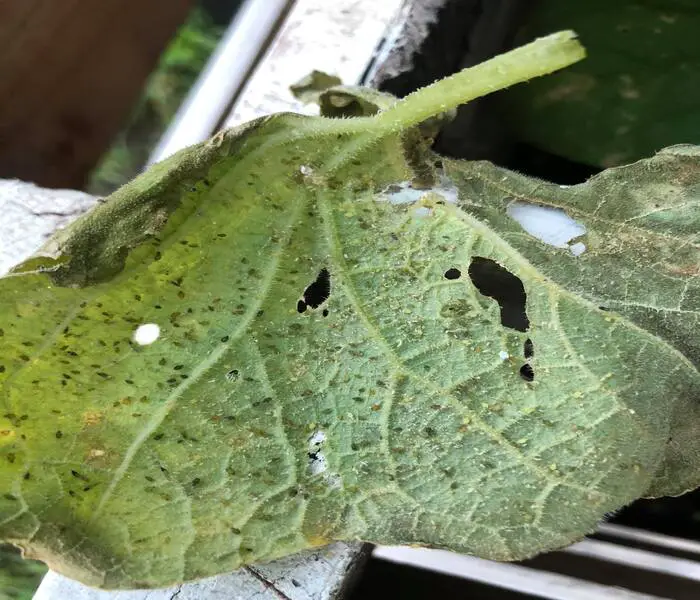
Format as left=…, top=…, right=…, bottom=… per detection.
left=5, top=32, right=695, bottom=591
left=445, top=146, right=700, bottom=496
left=499, top=0, right=700, bottom=168
left=0, top=544, right=46, bottom=600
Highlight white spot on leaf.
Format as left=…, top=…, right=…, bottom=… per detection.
left=378, top=178, right=458, bottom=207
left=570, top=242, right=586, bottom=256
left=507, top=201, right=587, bottom=255
left=307, top=430, right=342, bottom=488
left=499, top=351, right=509, bottom=361
left=379, top=181, right=425, bottom=205
left=133, top=323, right=160, bottom=345
left=434, top=177, right=459, bottom=204
left=308, top=430, right=328, bottom=475
left=308, top=430, right=326, bottom=446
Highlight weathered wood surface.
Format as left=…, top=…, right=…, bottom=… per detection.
left=34, top=544, right=368, bottom=600
left=0, top=179, right=97, bottom=274
left=0, top=0, right=193, bottom=189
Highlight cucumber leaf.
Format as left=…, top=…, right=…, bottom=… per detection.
left=2, top=33, right=697, bottom=590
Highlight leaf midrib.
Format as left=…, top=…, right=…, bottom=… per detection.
left=316, top=189, right=608, bottom=501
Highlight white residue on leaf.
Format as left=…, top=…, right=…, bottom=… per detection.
left=379, top=181, right=425, bottom=205
left=507, top=201, right=587, bottom=255
left=308, top=430, right=328, bottom=475
left=133, top=323, right=160, bottom=345
left=300, top=165, right=314, bottom=176
left=307, top=430, right=342, bottom=488
left=499, top=350, right=509, bottom=361
left=378, top=177, right=459, bottom=209
left=570, top=241, right=587, bottom=256
left=434, top=176, right=459, bottom=204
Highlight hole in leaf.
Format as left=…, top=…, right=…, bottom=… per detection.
left=519, top=363, right=535, bottom=382
left=524, top=338, right=534, bottom=359
left=299, top=268, right=331, bottom=311
left=444, top=268, right=461, bottom=280
left=468, top=257, right=530, bottom=332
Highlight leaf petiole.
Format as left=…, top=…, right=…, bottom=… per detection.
left=332, top=30, right=586, bottom=136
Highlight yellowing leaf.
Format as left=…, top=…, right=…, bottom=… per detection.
left=2, top=32, right=696, bottom=591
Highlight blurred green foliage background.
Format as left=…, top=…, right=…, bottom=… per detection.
left=88, top=6, right=224, bottom=196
